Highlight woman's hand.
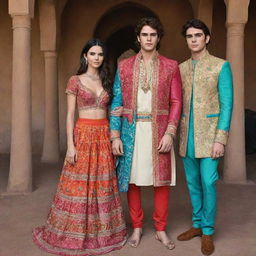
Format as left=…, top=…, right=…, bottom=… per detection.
left=158, top=134, right=173, bottom=153
left=66, top=146, right=77, bottom=165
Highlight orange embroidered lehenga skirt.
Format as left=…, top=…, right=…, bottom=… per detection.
left=32, top=118, right=127, bottom=256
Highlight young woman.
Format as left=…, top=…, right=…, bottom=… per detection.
left=32, top=39, right=127, bottom=256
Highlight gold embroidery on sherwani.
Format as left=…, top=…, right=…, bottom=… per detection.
left=130, top=53, right=158, bottom=186
left=136, top=112, right=152, bottom=122
left=179, top=60, right=193, bottom=155
left=179, top=51, right=226, bottom=158
left=132, top=52, right=157, bottom=120
left=132, top=58, right=139, bottom=118
left=150, top=54, right=160, bottom=186
left=215, top=129, right=229, bottom=145
left=165, top=124, right=177, bottom=136
left=139, top=59, right=154, bottom=93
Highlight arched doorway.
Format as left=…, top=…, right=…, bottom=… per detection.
left=94, top=2, right=159, bottom=74
left=58, top=0, right=193, bottom=150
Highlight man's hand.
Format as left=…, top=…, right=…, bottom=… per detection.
left=211, top=142, right=225, bottom=159
left=112, top=138, right=124, bottom=156
left=158, top=134, right=173, bottom=153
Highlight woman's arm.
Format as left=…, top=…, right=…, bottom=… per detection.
left=66, top=94, right=77, bottom=164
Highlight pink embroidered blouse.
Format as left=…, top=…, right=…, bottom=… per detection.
left=65, top=76, right=109, bottom=110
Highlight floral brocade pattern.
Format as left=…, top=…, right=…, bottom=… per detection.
left=109, top=53, right=182, bottom=191
left=215, top=129, right=229, bottom=145
left=65, top=76, right=109, bottom=111
left=179, top=51, right=229, bottom=158
left=32, top=119, right=127, bottom=256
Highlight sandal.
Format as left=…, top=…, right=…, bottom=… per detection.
left=128, top=228, right=143, bottom=248
left=155, top=232, right=175, bottom=250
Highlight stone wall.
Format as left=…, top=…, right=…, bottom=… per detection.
left=0, top=0, right=255, bottom=154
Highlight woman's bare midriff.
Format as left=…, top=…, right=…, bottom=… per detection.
left=78, top=108, right=107, bottom=119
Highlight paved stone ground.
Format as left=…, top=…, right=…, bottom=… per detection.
left=0, top=154, right=256, bottom=256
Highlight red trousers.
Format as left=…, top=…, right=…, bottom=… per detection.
left=127, top=184, right=170, bottom=231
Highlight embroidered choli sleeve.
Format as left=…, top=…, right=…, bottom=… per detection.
left=165, top=63, right=182, bottom=137
left=65, top=76, right=78, bottom=96
left=214, top=61, right=233, bottom=145
left=109, top=70, right=123, bottom=139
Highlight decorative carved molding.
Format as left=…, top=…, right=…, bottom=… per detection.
left=8, top=0, right=35, bottom=18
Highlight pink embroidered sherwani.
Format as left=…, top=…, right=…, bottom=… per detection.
left=110, top=52, right=182, bottom=192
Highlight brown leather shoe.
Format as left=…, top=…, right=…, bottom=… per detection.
left=177, top=227, right=202, bottom=241
left=201, top=235, right=214, bottom=255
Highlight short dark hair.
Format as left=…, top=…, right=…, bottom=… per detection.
left=135, top=17, right=164, bottom=50
left=182, top=19, right=210, bottom=43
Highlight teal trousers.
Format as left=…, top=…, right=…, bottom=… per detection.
left=182, top=156, right=219, bottom=235
left=182, top=60, right=219, bottom=235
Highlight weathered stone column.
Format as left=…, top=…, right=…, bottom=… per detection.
left=223, top=0, right=250, bottom=183
left=39, top=0, right=60, bottom=163
left=41, top=51, right=60, bottom=162
left=7, top=15, right=33, bottom=194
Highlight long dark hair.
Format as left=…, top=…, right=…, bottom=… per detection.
left=77, top=38, right=112, bottom=100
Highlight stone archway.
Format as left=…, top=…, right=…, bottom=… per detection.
left=58, top=0, right=193, bottom=150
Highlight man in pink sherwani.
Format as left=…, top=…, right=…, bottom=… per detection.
left=110, top=17, right=182, bottom=249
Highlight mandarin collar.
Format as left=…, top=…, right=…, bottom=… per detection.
left=137, top=50, right=159, bottom=63
left=190, top=49, right=209, bottom=63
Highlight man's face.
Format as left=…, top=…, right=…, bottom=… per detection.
left=185, top=27, right=210, bottom=54
left=137, top=25, right=159, bottom=52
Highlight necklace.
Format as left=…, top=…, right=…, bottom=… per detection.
left=84, top=73, right=100, bottom=81
left=140, top=60, right=153, bottom=93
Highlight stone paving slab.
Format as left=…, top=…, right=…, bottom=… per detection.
left=0, top=155, right=256, bottom=256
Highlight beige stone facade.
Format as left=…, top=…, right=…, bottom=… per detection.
left=0, top=0, right=255, bottom=193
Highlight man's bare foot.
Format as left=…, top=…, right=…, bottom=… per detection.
left=128, top=228, right=143, bottom=248
left=155, top=231, right=175, bottom=250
